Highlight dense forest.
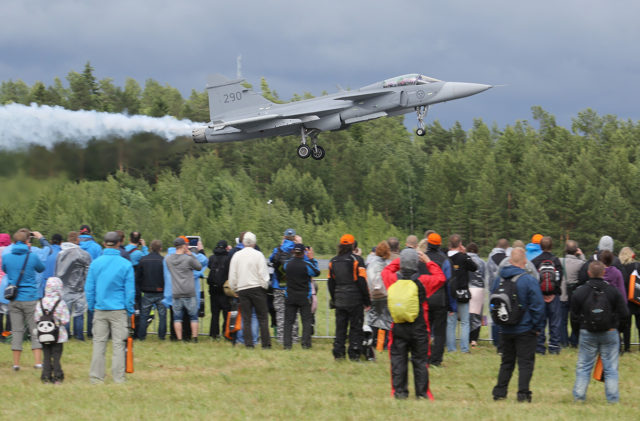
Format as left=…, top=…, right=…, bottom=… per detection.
left=1, top=63, right=639, bottom=255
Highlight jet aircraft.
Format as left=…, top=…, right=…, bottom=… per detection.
left=192, top=73, right=492, bottom=160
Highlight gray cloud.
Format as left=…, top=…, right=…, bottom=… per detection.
left=1, top=0, right=639, bottom=130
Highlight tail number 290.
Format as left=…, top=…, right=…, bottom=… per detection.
left=224, top=92, right=243, bottom=103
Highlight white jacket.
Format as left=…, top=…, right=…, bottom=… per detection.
left=228, top=247, right=270, bottom=292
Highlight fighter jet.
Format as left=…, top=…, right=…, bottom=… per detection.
left=192, top=73, right=492, bottom=160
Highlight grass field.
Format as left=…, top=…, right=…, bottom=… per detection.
left=2, top=334, right=640, bottom=420
left=3, top=275, right=639, bottom=420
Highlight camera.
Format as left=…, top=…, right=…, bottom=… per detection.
left=186, top=236, right=201, bottom=252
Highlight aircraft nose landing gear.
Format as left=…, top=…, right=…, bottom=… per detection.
left=415, top=105, right=429, bottom=136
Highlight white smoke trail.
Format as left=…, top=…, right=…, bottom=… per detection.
left=0, top=103, right=203, bottom=149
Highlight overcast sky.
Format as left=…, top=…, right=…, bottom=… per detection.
left=1, top=0, right=639, bottom=131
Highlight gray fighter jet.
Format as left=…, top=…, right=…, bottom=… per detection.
left=192, top=73, right=492, bottom=160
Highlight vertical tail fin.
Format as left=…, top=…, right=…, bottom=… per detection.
left=206, top=74, right=274, bottom=123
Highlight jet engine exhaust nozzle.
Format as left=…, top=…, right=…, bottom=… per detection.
left=192, top=126, right=207, bottom=143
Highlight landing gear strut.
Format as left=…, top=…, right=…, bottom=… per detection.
left=415, top=105, right=429, bottom=136
left=298, top=127, right=325, bottom=160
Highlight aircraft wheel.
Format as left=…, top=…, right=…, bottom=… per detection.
left=297, top=145, right=311, bottom=159
left=311, top=145, right=326, bottom=160
left=416, top=128, right=426, bottom=136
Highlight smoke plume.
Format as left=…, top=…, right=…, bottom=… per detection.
left=0, top=103, right=203, bottom=149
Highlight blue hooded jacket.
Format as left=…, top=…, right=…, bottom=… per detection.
left=2, top=242, right=45, bottom=301
left=79, top=234, right=102, bottom=261
left=492, top=264, right=545, bottom=335
left=525, top=243, right=542, bottom=262
left=84, top=248, right=135, bottom=315
left=124, top=244, right=149, bottom=267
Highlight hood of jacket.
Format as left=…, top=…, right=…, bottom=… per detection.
left=60, top=242, right=80, bottom=251
left=525, top=243, right=541, bottom=253
left=44, top=276, right=63, bottom=300
left=11, top=242, right=29, bottom=255
left=499, top=263, right=526, bottom=279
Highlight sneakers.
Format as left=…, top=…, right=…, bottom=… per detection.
left=34, top=364, right=43, bottom=369
left=12, top=365, right=20, bottom=371
left=192, top=337, right=198, bottom=343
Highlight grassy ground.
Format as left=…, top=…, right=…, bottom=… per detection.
left=2, top=335, right=639, bottom=420
left=3, top=271, right=639, bottom=419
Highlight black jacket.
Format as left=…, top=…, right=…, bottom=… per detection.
left=136, top=252, right=165, bottom=293
left=328, top=253, right=370, bottom=308
left=570, top=278, right=629, bottom=332
left=448, top=251, right=477, bottom=292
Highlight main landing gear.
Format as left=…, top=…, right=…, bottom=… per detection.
left=415, top=105, right=429, bottom=136
left=297, top=127, right=325, bottom=160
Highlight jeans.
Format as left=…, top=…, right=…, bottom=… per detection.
left=573, top=329, right=619, bottom=403
left=173, top=296, right=198, bottom=322
left=447, top=302, right=470, bottom=353
left=140, top=292, right=167, bottom=340
left=236, top=309, right=259, bottom=345
left=537, top=295, right=561, bottom=354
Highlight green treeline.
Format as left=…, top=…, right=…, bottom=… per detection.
left=1, top=64, right=640, bottom=254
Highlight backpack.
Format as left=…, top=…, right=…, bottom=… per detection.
left=583, top=281, right=612, bottom=332
left=207, top=254, right=227, bottom=293
left=36, top=298, right=61, bottom=344
left=490, top=273, right=525, bottom=326
left=538, top=259, right=559, bottom=294
left=272, top=247, right=292, bottom=287
left=388, top=278, right=420, bottom=323
left=366, top=259, right=387, bottom=299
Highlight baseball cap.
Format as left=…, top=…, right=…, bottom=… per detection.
left=104, top=231, right=120, bottom=246
left=284, top=228, right=296, bottom=237
left=293, top=243, right=305, bottom=253
left=531, top=234, right=543, bottom=244
left=79, top=225, right=91, bottom=234
left=340, top=234, right=355, bottom=245
left=174, top=237, right=186, bottom=247
left=427, top=233, right=442, bottom=246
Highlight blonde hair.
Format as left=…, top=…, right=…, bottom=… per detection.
left=619, top=247, right=635, bottom=265
left=418, top=238, right=429, bottom=253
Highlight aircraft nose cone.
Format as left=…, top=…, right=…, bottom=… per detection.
left=433, top=82, right=492, bottom=102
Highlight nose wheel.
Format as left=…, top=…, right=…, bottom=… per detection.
left=415, top=105, right=428, bottom=136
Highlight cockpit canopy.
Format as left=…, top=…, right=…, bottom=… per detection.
left=382, top=74, right=441, bottom=88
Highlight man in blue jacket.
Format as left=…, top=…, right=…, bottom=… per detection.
left=3, top=229, right=46, bottom=371
left=85, top=231, right=135, bottom=384
left=492, top=247, right=545, bottom=403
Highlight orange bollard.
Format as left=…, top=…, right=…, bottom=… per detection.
left=376, top=329, right=386, bottom=352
